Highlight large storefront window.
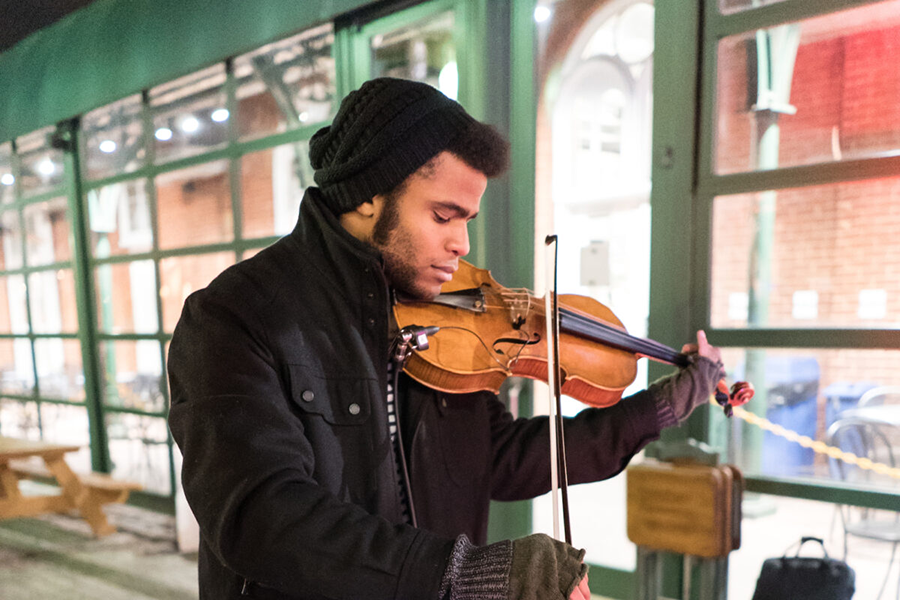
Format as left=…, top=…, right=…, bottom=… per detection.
left=699, top=0, right=900, bottom=596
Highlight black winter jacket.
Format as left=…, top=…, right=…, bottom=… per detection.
left=167, top=188, right=663, bottom=599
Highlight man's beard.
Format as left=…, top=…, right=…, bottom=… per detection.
left=371, top=194, right=431, bottom=299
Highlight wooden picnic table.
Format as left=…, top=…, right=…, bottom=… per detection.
left=0, top=436, right=140, bottom=537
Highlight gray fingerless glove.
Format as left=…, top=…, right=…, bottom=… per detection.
left=650, top=354, right=726, bottom=429
left=438, top=533, right=587, bottom=600
left=508, top=533, right=587, bottom=600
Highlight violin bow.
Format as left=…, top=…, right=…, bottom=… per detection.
left=544, top=235, right=572, bottom=545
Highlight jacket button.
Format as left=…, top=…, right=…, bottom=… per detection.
left=367, top=317, right=375, bottom=326
left=348, top=403, right=361, bottom=415
left=301, top=390, right=315, bottom=402
left=366, top=292, right=374, bottom=299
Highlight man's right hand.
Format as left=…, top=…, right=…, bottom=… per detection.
left=509, top=533, right=588, bottom=599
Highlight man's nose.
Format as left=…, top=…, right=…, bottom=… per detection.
left=447, top=222, right=470, bottom=257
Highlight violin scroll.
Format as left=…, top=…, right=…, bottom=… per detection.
left=715, top=380, right=755, bottom=417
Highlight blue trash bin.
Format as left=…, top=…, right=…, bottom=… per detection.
left=823, top=381, right=879, bottom=430
left=759, top=357, right=820, bottom=477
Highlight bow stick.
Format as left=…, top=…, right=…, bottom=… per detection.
left=545, top=235, right=572, bottom=544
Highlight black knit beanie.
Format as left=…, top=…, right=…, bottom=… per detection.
left=309, top=77, right=476, bottom=214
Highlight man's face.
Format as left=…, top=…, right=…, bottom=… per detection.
left=370, top=151, right=486, bottom=300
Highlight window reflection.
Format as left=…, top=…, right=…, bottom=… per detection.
left=716, top=0, right=900, bottom=173
left=711, top=176, right=900, bottom=329
left=150, top=64, right=229, bottom=163
left=159, top=252, right=235, bottom=332
left=28, top=269, right=78, bottom=333
left=34, top=338, right=84, bottom=401
left=241, top=142, right=310, bottom=239
left=0, top=210, right=24, bottom=270
left=0, top=400, right=39, bottom=439
left=106, top=413, right=171, bottom=495
left=95, top=260, right=158, bottom=334
left=235, top=24, right=336, bottom=140
left=16, top=127, right=65, bottom=197
left=370, top=11, right=458, bottom=97
left=99, top=340, right=163, bottom=412
left=0, top=338, right=33, bottom=396
left=24, top=197, right=71, bottom=266
left=0, top=275, right=29, bottom=334
left=156, top=160, right=233, bottom=250
left=0, top=143, right=14, bottom=204
left=39, top=403, right=91, bottom=471
left=713, top=347, right=900, bottom=486
left=88, top=180, right=153, bottom=256
left=82, top=95, right=145, bottom=180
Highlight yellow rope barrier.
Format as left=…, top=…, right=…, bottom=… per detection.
left=726, top=404, right=900, bottom=480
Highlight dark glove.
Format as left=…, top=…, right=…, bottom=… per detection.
left=438, top=533, right=587, bottom=600
left=508, top=533, right=587, bottom=600
left=651, top=354, right=726, bottom=428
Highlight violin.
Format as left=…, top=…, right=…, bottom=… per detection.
left=393, top=260, right=753, bottom=413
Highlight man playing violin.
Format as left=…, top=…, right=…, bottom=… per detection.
left=168, top=77, right=725, bottom=600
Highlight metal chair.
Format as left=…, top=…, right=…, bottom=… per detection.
left=859, top=385, right=900, bottom=408
left=827, top=417, right=900, bottom=600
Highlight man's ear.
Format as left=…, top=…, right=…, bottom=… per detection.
left=340, top=196, right=384, bottom=242
left=359, top=195, right=385, bottom=219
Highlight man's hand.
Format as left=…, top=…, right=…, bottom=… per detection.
left=680, top=330, right=722, bottom=365
left=570, top=572, right=590, bottom=600
left=508, top=533, right=588, bottom=600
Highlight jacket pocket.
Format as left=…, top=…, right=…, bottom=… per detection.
left=287, top=364, right=373, bottom=426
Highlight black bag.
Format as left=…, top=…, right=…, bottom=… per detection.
left=751, top=537, right=855, bottom=600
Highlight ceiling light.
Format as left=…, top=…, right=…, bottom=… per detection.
left=155, top=127, right=173, bottom=141
left=181, top=116, right=200, bottom=133
left=99, top=140, right=117, bottom=153
left=534, top=6, right=552, bottom=22
left=0, top=174, right=14, bottom=186
left=38, top=159, right=56, bottom=176
left=211, top=108, right=230, bottom=122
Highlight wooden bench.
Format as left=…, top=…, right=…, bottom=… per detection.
left=8, top=457, right=142, bottom=537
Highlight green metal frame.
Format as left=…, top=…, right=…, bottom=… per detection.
left=691, top=0, right=900, bottom=527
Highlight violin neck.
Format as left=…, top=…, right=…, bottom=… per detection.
left=558, top=308, right=690, bottom=368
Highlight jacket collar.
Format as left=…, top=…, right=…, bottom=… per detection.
left=289, top=187, right=387, bottom=291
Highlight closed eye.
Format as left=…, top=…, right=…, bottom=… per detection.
left=433, top=212, right=451, bottom=224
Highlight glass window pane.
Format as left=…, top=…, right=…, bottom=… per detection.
left=370, top=11, right=458, bottom=98
left=88, top=179, right=153, bottom=256
left=156, top=160, right=233, bottom=250
left=150, top=64, right=228, bottom=164
left=716, top=1, right=900, bottom=173
left=0, top=400, right=39, bottom=438
left=28, top=269, right=78, bottom=334
left=39, top=403, right=91, bottom=472
left=241, top=142, right=310, bottom=238
left=100, top=340, right=164, bottom=412
left=24, top=197, right=71, bottom=266
left=0, top=275, right=29, bottom=334
left=160, top=252, right=235, bottom=332
left=95, top=260, right=158, bottom=334
left=0, top=142, right=14, bottom=204
left=712, top=347, right=900, bottom=487
left=727, top=495, right=898, bottom=600
left=235, top=24, right=336, bottom=139
left=711, top=177, right=900, bottom=328
left=16, top=127, right=65, bottom=197
left=0, top=338, right=34, bottom=396
left=34, top=338, right=84, bottom=401
left=106, top=413, right=171, bottom=495
left=0, top=209, right=24, bottom=270
left=82, top=95, right=146, bottom=180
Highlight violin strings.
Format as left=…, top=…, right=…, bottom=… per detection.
left=559, top=308, right=687, bottom=366
left=434, top=325, right=514, bottom=370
